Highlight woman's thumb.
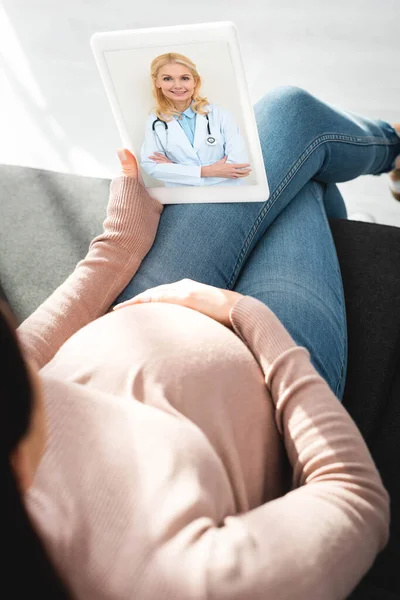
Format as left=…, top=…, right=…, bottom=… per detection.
left=117, top=148, right=139, bottom=178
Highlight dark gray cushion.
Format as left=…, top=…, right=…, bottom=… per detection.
left=330, top=219, right=400, bottom=600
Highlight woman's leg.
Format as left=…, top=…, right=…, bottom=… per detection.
left=114, top=87, right=399, bottom=390
left=117, top=87, right=399, bottom=299
left=233, top=180, right=348, bottom=399
left=322, top=182, right=348, bottom=220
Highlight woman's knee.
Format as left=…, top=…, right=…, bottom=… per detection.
left=254, top=85, right=318, bottom=131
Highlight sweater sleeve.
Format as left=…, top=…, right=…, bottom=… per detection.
left=16, top=176, right=163, bottom=369
left=152, top=295, right=390, bottom=600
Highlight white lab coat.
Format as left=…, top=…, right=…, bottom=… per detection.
left=140, top=103, right=250, bottom=187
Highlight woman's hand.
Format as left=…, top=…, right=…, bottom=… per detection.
left=201, top=156, right=252, bottom=179
left=149, top=152, right=174, bottom=164
left=116, top=148, right=140, bottom=178
left=113, top=278, right=244, bottom=329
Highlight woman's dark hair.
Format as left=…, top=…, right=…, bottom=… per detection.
left=1, top=301, right=70, bottom=597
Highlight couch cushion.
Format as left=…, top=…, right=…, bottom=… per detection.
left=330, top=219, right=400, bottom=599
left=0, top=165, right=109, bottom=322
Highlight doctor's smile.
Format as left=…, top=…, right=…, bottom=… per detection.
left=157, top=66, right=196, bottom=111
left=140, top=52, right=251, bottom=187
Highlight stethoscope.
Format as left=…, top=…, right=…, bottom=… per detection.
left=152, top=113, right=217, bottom=155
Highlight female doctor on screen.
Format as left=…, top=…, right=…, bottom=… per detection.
left=140, top=52, right=252, bottom=187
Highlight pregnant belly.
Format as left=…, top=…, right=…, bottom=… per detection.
left=43, top=303, right=285, bottom=510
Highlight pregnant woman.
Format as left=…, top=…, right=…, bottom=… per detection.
left=6, top=86, right=400, bottom=599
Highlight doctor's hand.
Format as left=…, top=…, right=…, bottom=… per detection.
left=149, top=152, right=174, bottom=164
left=112, top=278, right=244, bottom=330
left=201, top=156, right=252, bottom=179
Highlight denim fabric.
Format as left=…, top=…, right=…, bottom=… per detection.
left=115, top=86, right=400, bottom=399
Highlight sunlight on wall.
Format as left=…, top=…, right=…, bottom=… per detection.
left=0, top=3, right=110, bottom=176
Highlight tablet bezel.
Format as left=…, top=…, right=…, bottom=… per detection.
left=91, top=21, right=269, bottom=204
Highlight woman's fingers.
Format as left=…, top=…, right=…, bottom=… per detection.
left=116, top=148, right=139, bottom=178
left=113, top=283, right=182, bottom=310
left=112, top=278, right=243, bottom=329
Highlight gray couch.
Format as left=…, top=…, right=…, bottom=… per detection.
left=1, top=164, right=399, bottom=599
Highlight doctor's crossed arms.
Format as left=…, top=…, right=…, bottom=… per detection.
left=150, top=153, right=251, bottom=178
left=141, top=104, right=252, bottom=187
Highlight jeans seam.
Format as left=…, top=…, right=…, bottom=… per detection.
left=227, top=131, right=397, bottom=291
left=308, top=181, right=348, bottom=398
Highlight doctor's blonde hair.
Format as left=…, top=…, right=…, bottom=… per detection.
left=150, top=53, right=210, bottom=121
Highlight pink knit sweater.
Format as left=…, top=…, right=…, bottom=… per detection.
left=18, top=177, right=389, bottom=600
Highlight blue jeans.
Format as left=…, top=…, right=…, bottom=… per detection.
left=115, top=86, right=400, bottom=400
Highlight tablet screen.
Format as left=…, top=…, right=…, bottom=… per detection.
left=92, top=22, right=269, bottom=204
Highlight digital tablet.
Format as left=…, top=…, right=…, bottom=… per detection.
left=91, top=21, right=269, bottom=204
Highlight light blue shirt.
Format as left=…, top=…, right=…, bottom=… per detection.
left=173, top=105, right=196, bottom=147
